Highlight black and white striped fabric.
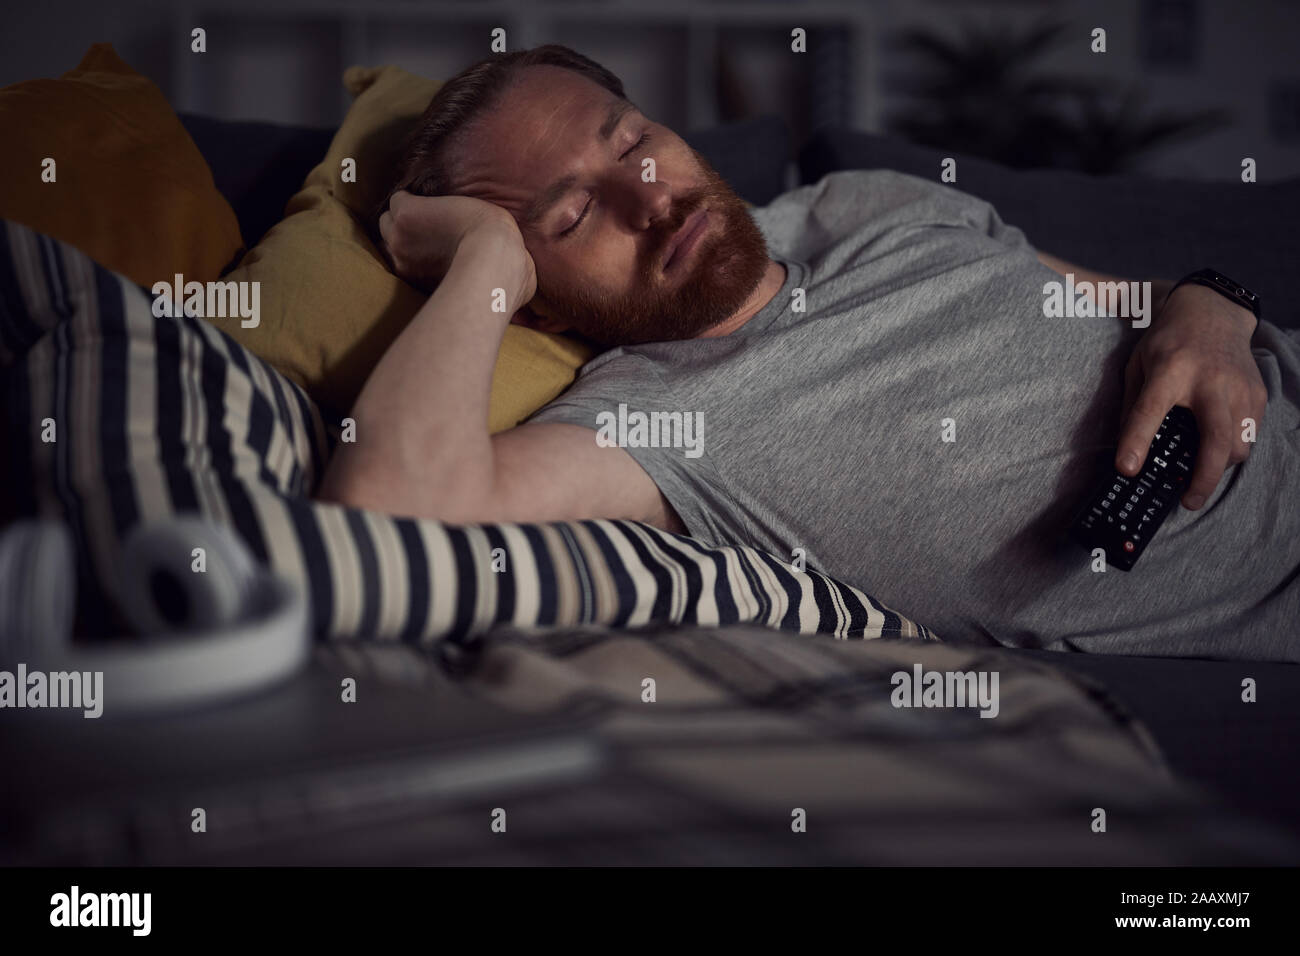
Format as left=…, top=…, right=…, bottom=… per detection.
left=0, top=220, right=936, bottom=643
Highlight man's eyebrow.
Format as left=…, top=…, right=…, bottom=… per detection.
left=523, top=100, right=638, bottom=228
left=598, top=99, right=636, bottom=141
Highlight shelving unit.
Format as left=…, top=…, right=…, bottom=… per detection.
left=165, top=0, right=1300, bottom=181
left=172, top=0, right=880, bottom=145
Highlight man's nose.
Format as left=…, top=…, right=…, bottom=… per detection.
left=616, top=172, right=672, bottom=230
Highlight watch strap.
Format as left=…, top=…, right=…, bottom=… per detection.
left=1171, top=268, right=1262, bottom=322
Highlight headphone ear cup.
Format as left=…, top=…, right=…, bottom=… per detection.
left=0, top=518, right=76, bottom=660
left=116, top=516, right=260, bottom=635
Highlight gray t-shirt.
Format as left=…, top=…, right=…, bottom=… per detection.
left=528, top=170, right=1300, bottom=661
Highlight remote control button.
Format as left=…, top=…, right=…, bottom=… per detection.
left=1123, top=540, right=1135, bottom=552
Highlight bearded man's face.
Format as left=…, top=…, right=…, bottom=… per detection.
left=444, top=64, right=770, bottom=345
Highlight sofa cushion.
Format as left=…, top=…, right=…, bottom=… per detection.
left=0, top=44, right=243, bottom=288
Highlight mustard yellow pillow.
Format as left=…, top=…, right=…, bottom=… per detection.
left=0, top=44, right=243, bottom=287
left=213, top=64, right=592, bottom=428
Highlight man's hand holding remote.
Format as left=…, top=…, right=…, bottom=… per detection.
left=1116, top=281, right=1267, bottom=510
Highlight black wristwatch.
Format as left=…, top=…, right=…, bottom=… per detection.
left=1170, top=268, right=1262, bottom=331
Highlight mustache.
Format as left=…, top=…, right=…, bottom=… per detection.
left=641, top=192, right=711, bottom=274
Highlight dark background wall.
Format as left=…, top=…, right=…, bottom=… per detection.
left=4, top=0, right=1298, bottom=181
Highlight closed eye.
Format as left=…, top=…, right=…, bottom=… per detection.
left=622, top=131, right=651, bottom=159
left=559, top=131, right=653, bottom=239
left=559, top=199, right=592, bottom=237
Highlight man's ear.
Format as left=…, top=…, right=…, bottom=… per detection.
left=509, top=301, right=570, bottom=334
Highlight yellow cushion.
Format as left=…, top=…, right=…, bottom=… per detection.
left=0, top=44, right=243, bottom=287
left=212, top=64, right=592, bottom=428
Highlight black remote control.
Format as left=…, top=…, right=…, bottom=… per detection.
left=1068, top=405, right=1200, bottom=571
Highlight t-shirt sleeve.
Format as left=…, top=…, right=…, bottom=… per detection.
left=954, top=185, right=1033, bottom=251
left=788, top=169, right=1033, bottom=254
left=881, top=169, right=1033, bottom=251
left=524, top=353, right=730, bottom=544
left=523, top=353, right=647, bottom=433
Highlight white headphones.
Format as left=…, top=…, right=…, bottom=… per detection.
left=0, top=515, right=309, bottom=715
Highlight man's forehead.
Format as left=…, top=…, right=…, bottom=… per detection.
left=450, top=67, right=629, bottom=213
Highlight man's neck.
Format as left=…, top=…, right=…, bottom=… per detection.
left=695, top=259, right=787, bottom=338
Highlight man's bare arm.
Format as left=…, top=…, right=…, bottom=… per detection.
left=1036, top=250, right=1175, bottom=316
left=315, top=193, right=683, bottom=533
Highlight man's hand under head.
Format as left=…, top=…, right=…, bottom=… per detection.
left=380, top=190, right=536, bottom=308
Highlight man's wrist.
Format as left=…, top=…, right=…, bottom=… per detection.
left=454, top=222, right=533, bottom=315
left=1167, top=281, right=1258, bottom=337
left=1171, top=269, right=1262, bottom=338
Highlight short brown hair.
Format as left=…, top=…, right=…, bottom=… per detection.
left=378, top=45, right=627, bottom=227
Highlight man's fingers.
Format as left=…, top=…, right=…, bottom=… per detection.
left=1118, top=350, right=1143, bottom=431
left=1115, top=382, right=1178, bottom=477
left=1184, top=404, right=1233, bottom=509
left=377, top=210, right=402, bottom=272
left=1227, top=411, right=1254, bottom=465
left=1227, top=384, right=1268, bottom=465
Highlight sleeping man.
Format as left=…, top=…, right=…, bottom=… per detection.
left=317, top=45, right=1300, bottom=662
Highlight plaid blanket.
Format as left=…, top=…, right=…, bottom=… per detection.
left=6, top=622, right=1291, bottom=865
